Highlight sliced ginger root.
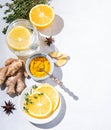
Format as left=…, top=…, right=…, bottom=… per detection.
left=0, top=67, right=8, bottom=85
left=49, top=51, right=62, bottom=59
left=5, top=58, right=24, bottom=76
left=0, top=58, right=28, bottom=96
left=6, top=69, right=26, bottom=95
left=49, top=51, right=69, bottom=67
left=55, top=58, right=68, bottom=67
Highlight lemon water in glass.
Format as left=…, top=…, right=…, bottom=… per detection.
left=6, top=19, right=40, bottom=57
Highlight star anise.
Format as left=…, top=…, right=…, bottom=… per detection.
left=1, top=101, right=16, bottom=115
left=45, top=36, right=55, bottom=46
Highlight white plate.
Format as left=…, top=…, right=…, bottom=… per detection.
left=18, top=83, right=61, bottom=124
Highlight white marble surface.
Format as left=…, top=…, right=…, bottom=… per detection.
left=1, top=0, right=111, bottom=130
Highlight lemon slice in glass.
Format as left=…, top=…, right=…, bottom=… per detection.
left=7, top=26, right=32, bottom=50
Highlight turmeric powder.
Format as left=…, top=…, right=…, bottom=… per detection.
left=29, top=56, right=51, bottom=78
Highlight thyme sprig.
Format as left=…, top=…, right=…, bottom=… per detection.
left=23, top=106, right=28, bottom=112
left=0, top=0, right=50, bottom=34
left=24, top=93, right=34, bottom=105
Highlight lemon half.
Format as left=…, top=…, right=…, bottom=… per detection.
left=29, top=4, right=55, bottom=29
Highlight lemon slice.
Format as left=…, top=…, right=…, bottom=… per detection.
left=25, top=93, right=53, bottom=119
left=29, top=4, right=55, bottom=29
left=7, top=26, right=32, bottom=50
left=36, top=84, right=60, bottom=112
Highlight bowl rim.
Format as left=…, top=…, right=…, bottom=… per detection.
left=25, top=53, right=54, bottom=81
left=18, top=83, right=61, bottom=124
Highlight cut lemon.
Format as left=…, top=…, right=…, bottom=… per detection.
left=25, top=93, right=53, bottom=119
left=7, top=26, right=32, bottom=50
left=29, top=4, right=55, bottom=29
left=36, top=84, right=60, bottom=112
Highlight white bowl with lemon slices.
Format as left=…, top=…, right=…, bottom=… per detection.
left=19, top=83, right=61, bottom=124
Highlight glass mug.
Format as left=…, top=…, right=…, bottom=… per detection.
left=6, top=19, right=40, bottom=57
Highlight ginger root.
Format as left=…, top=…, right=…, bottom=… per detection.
left=49, top=51, right=70, bottom=67
left=0, top=58, right=28, bottom=96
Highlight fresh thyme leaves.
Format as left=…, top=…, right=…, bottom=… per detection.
left=25, top=97, right=34, bottom=105
left=25, top=93, right=29, bottom=97
left=23, top=86, right=45, bottom=115
left=23, top=85, right=44, bottom=112
left=32, top=85, right=38, bottom=89
left=30, top=85, right=38, bottom=94
left=24, top=85, right=43, bottom=105
left=23, top=106, right=28, bottom=112
left=0, top=0, right=50, bottom=34
left=29, top=89, right=33, bottom=95
left=24, top=92, right=33, bottom=105
left=32, top=93, right=44, bottom=100
left=38, top=92, right=44, bottom=96
left=33, top=95, right=38, bottom=99
left=2, top=25, right=8, bottom=34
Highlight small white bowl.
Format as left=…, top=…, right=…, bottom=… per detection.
left=25, top=53, right=54, bottom=81
left=18, top=83, right=61, bottom=124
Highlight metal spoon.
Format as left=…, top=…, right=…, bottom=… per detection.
left=37, top=64, right=63, bottom=86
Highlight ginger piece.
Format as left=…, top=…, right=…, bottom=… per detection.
left=0, top=58, right=25, bottom=82
left=6, top=69, right=26, bottom=95
left=5, top=58, right=24, bottom=76
left=6, top=75, right=17, bottom=95
left=49, top=51, right=69, bottom=67
left=0, top=58, right=28, bottom=96
left=16, top=69, right=26, bottom=94
left=0, top=67, right=8, bottom=85
left=55, top=58, right=68, bottom=67
left=23, top=71, right=28, bottom=78
left=5, top=58, right=17, bottom=66
left=49, top=51, right=62, bottom=59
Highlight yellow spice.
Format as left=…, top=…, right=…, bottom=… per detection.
left=29, top=56, right=51, bottom=78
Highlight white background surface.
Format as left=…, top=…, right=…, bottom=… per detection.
left=1, top=0, right=111, bottom=130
